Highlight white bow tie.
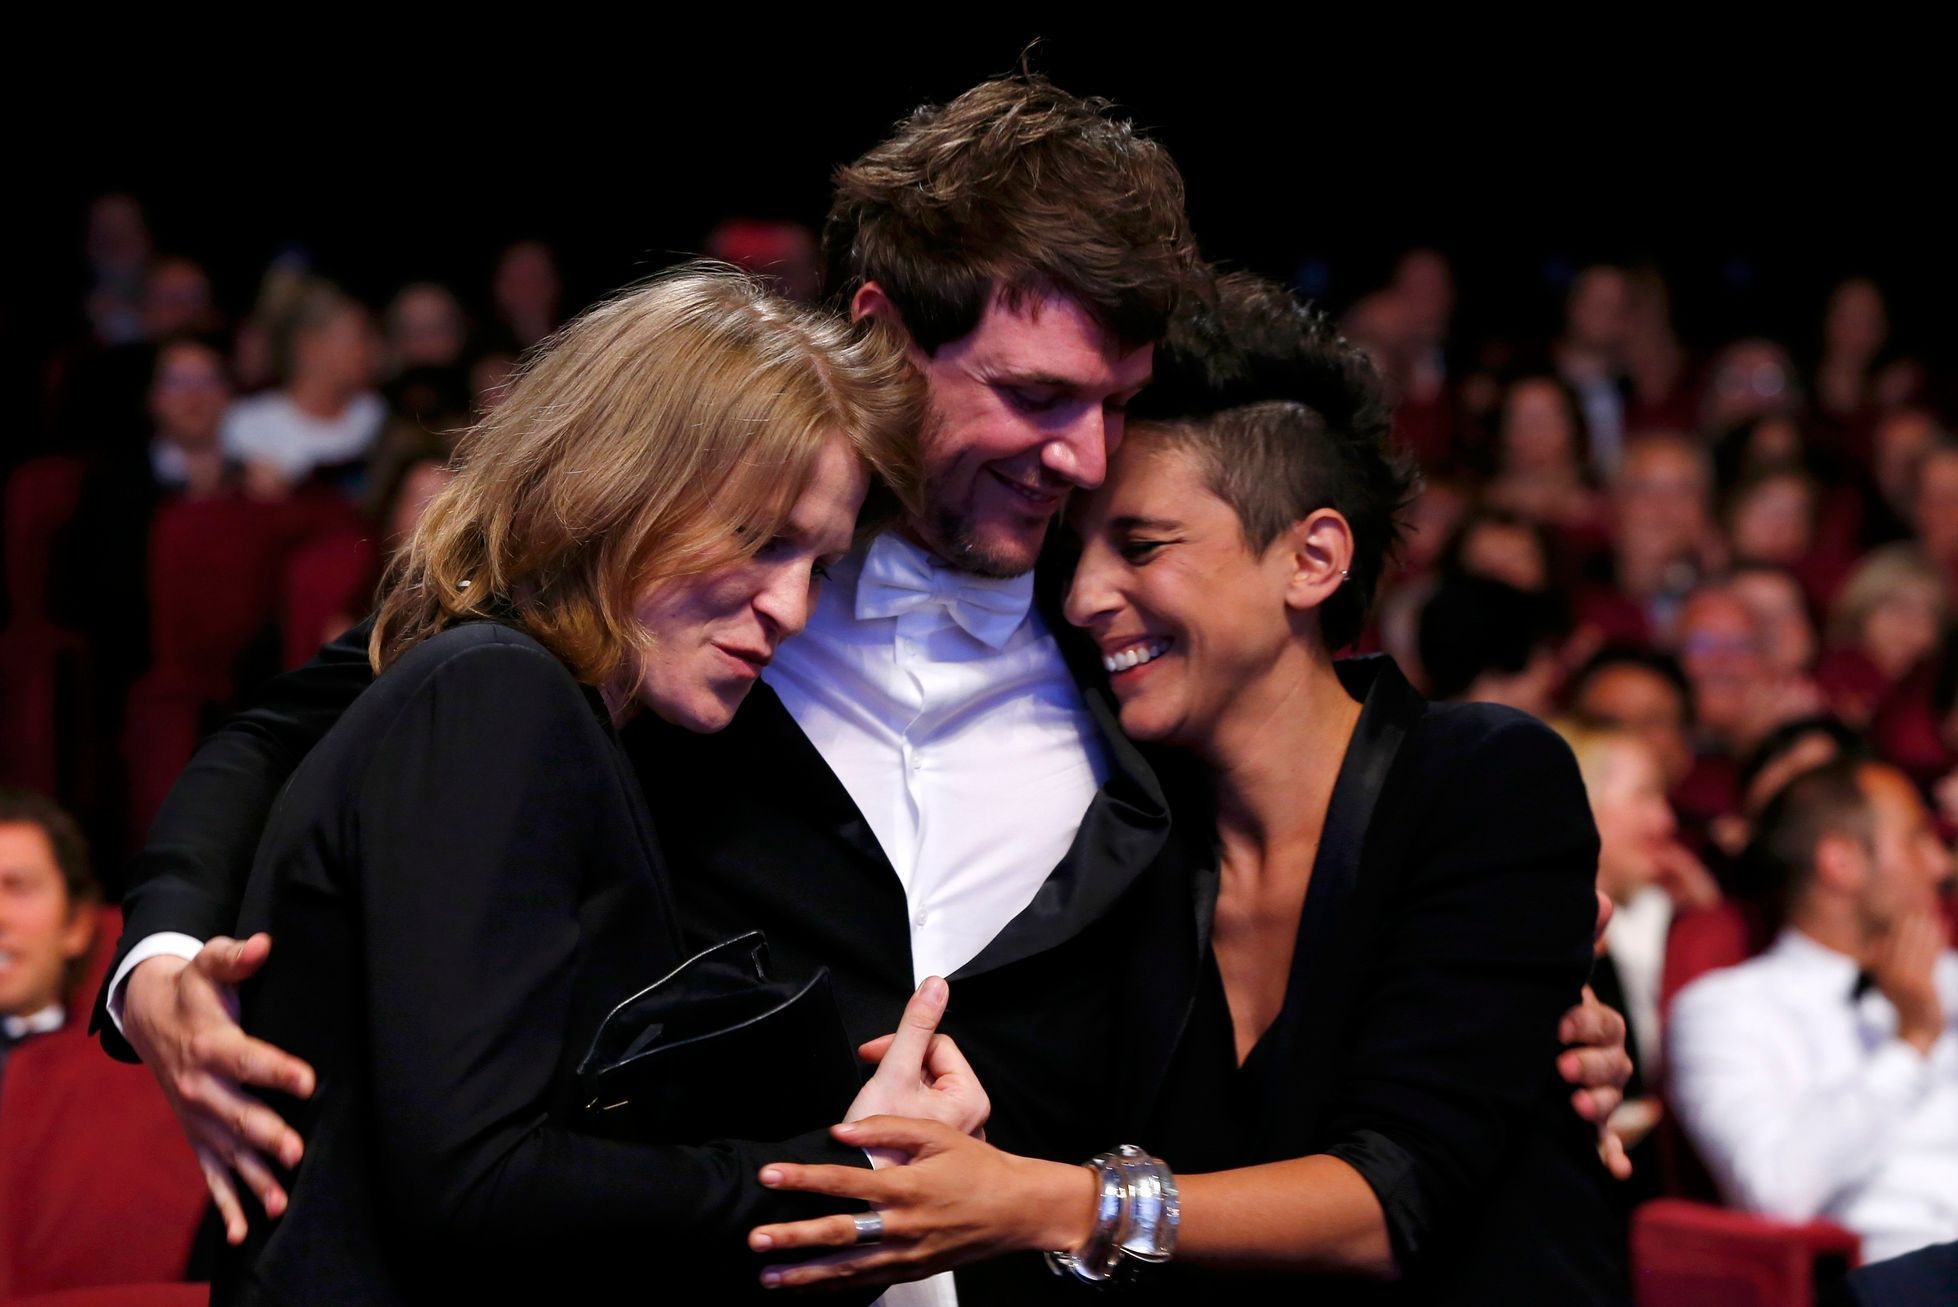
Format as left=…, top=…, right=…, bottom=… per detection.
left=854, top=533, right=1035, bottom=649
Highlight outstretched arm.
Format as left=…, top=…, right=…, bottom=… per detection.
left=101, top=620, right=376, bottom=1239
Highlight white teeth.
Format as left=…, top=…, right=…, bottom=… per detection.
left=1102, top=639, right=1172, bottom=674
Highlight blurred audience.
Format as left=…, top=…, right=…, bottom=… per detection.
left=490, top=238, right=563, bottom=351
left=220, top=280, right=384, bottom=496
left=1669, top=759, right=1957, bottom=1265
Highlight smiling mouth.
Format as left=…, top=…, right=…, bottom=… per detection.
left=987, top=468, right=1065, bottom=508
left=1102, top=638, right=1173, bottom=674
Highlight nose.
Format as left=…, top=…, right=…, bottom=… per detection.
left=1063, top=539, right=1122, bottom=632
left=752, top=565, right=816, bottom=644
left=1041, top=406, right=1111, bottom=491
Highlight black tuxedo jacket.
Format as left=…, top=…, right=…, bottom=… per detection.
left=97, top=585, right=1199, bottom=1303
left=213, top=623, right=872, bottom=1305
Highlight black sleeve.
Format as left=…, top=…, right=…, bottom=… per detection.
left=1319, top=714, right=1600, bottom=1272
left=90, top=619, right=378, bottom=1058
left=350, top=640, right=868, bottom=1280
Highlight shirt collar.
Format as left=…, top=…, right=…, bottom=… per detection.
left=1768, top=927, right=1866, bottom=994
left=3, top=1003, right=65, bottom=1042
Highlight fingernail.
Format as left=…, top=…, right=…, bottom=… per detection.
left=760, top=1167, right=782, bottom=1185
left=762, top=1271, right=783, bottom=1287
left=922, top=976, right=946, bottom=1003
left=835, top=1121, right=860, bottom=1137
left=753, top=1234, right=774, bottom=1250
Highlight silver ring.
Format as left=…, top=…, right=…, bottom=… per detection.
left=852, top=1211, right=886, bottom=1245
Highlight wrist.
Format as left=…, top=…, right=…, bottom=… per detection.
left=125, top=955, right=190, bottom=1021
left=1024, top=1159, right=1099, bottom=1254
left=1898, top=1010, right=1944, bottom=1055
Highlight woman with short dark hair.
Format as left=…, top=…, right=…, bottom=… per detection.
left=750, top=274, right=1626, bottom=1303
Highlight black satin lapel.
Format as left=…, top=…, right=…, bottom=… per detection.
left=626, top=683, right=896, bottom=880
left=950, top=680, right=1172, bottom=979
left=1251, top=657, right=1417, bottom=1144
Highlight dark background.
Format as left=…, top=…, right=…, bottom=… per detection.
left=12, top=29, right=1949, bottom=374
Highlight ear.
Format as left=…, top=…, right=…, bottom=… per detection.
left=1280, top=508, right=1356, bottom=614
left=850, top=282, right=925, bottom=364
left=1812, top=831, right=1869, bottom=898
left=59, top=901, right=96, bottom=963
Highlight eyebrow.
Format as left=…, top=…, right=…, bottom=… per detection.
left=1110, top=514, right=1183, bottom=532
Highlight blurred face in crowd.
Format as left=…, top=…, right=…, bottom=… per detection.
left=1839, top=764, right=1952, bottom=937
left=149, top=341, right=231, bottom=450
left=1730, top=569, right=1816, bottom=677
left=1874, top=410, right=1938, bottom=513
left=1574, top=662, right=1694, bottom=790
left=1612, top=435, right=1711, bottom=570
left=1499, top=379, right=1580, bottom=476
left=1859, top=574, right=1944, bottom=678
left=0, top=823, right=92, bottom=1020
left=141, top=258, right=214, bottom=339
left=388, top=284, right=467, bottom=370
left=1587, top=736, right=1678, bottom=905
left=1566, top=265, right=1630, bottom=356
left=295, top=304, right=380, bottom=394
left=1913, top=448, right=1958, bottom=565
left=1740, top=416, right=1804, bottom=470
left=631, top=435, right=866, bottom=732
left=1675, top=587, right=1766, bottom=741
left=1391, top=248, right=1454, bottom=347
left=1824, top=278, right=1888, bottom=363
left=1705, top=340, right=1797, bottom=431
left=1727, top=472, right=1815, bottom=566
left=889, top=285, right=1152, bottom=578
left=1064, top=433, right=1331, bottom=751
left=494, top=241, right=563, bottom=328
left=1457, top=517, right=1548, bottom=592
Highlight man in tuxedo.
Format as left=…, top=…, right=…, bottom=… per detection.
left=98, top=74, right=1633, bottom=1302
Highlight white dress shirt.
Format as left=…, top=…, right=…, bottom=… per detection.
left=766, top=533, right=1106, bottom=1307
left=1667, top=928, right=1958, bottom=1263
left=767, top=532, right=1109, bottom=985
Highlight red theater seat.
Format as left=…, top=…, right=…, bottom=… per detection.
left=0, top=457, right=95, bottom=802
left=1632, top=1199, right=1859, bottom=1307
left=0, top=905, right=207, bottom=1301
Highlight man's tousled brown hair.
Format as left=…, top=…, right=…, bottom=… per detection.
left=823, top=72, right=1200, bottom=352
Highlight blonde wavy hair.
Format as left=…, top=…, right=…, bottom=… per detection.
left=370, top=263, right=923, bottom=700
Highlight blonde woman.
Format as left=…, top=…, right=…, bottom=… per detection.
left=215, top=267, right=983, bottom=1305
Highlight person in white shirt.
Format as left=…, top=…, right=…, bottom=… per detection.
left=1668, top=757, right=1958, bottom=1264
left=0, top=791, right=100, bottom=1078
left=220, top=280, right=385, bottom=492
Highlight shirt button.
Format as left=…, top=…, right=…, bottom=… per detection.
left=910, top=754, right=924, bottom=770
left=915, top=910, right=930, bottom=926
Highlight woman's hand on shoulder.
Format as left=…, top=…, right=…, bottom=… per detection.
left=843, top=977, right=989, bottom=1144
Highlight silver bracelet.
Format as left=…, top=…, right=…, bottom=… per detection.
left=1045, top=1146, right=1180, bottom=1283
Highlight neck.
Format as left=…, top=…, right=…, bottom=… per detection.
left=288, top=374, right=353, bottom=419
left=1788, top=904, right=1870, bottom=965
left=1205, top=648, right=1362, bottom=864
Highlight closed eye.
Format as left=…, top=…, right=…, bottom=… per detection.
left=1119, top=539, right=1170, bottom=562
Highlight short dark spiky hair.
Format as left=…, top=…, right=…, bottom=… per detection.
left=822, top=73, right=1199, bottom=353
left=1131, top=272, right=1419, bottom=650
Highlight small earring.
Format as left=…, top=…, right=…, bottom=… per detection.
left=1339, top=569, right=1351, bottom=582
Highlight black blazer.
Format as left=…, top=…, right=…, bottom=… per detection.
left=215, top=623, right=870, bottom=1306
left=1131, top=657, right=1628, bottom=1304
left=99, top=605, right=1189, bottom=1305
